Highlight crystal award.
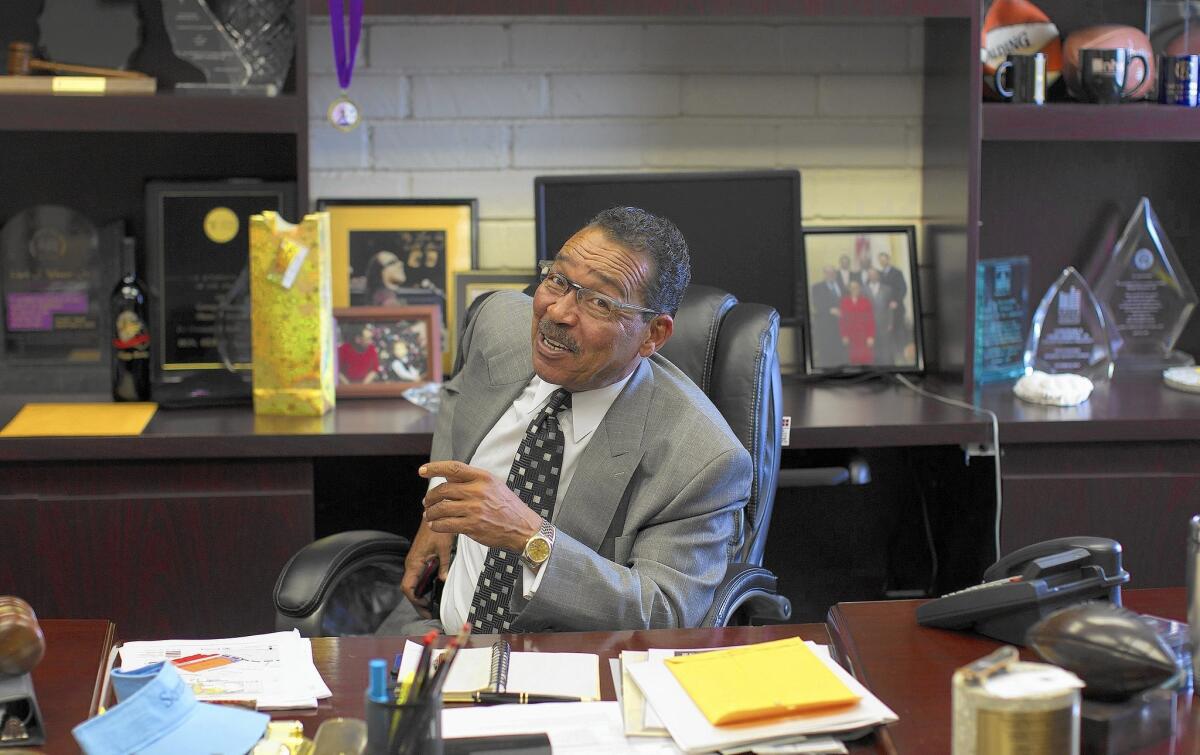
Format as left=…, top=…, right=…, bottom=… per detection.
left=975, top=256, right=1031, bottom=383
left=1024, top=267, right=1114, bottom=381
left=1093, top=197, right=1197, bottom=370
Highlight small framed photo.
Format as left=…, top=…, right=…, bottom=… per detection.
left=453, top=269, right=539, bottom=342
left=800, top=226, right=923, bottom=375
left=317, top=198, right=478, bottom=374
left=334, top=306, right=442, bottom=398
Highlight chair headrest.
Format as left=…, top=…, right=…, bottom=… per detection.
left=657, top=285, right=737, bottom=393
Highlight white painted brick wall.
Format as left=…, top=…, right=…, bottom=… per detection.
left=551, top=75, right=680, bottom=117
left=308, top=16, right=926, bottom=271
left=512, top=24, right=645, bottom=71
left=681, top=75, right=816, bottom=117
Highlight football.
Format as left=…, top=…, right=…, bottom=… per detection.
left=1063, top=24, right=1156, bottom=101
left=981, top=0, right=1063, bottom=99
left=1027, top=602, right=1178, bottom=701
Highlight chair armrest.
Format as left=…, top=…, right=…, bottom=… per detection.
left=274, top=530, right=410, bottom=636
left=701, top=562, right=793, bottom=627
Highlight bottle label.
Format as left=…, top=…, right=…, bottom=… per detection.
left=113, top=309, right=150, bottom=351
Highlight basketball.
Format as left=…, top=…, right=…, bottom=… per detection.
left=981, top=0, right=1063, bottom=99
left=1165, top=30, right=1200, bottom=56
left=1063, top=25, right=1156, bottom=101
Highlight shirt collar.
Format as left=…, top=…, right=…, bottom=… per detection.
left=520, top=372, right=633, bottom=444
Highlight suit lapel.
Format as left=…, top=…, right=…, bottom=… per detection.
left=554, top=360, right=651, bottom=553
left=450, top=326, right=533, bottom=462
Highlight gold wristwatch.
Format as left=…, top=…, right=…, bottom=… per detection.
left=520, top=519, right=555, bottom=570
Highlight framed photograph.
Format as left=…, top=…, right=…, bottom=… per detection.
left=453, top=269, right=539, bottom=343
left=317, top=198, right=478, bottom=374
left=800, top=226, right=923, bottom=375
left=334, top=306, right=442, bottom=397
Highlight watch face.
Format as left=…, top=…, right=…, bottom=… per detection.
left=525, top=536, right=551, bottom=564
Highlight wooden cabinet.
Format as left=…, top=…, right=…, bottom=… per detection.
left=0, top=459, right=314, bottom=639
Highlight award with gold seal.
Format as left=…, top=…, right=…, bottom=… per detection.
left=328, top=0, right=363, bottom=131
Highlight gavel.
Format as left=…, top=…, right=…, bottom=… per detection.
left=0, top=597, right=45, bottom=676
left=7, top=41, right=148, bottom=80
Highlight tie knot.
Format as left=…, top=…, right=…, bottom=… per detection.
left=544, top=388, right=572, bottom=416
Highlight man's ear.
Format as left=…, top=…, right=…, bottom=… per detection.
left=639, top=314, right=673, bottom=357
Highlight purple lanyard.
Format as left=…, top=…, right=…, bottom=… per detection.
left=329, top=0, right=363, bottom=91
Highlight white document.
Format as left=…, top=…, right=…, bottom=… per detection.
left=626, top=643, right=897, bottom=754
left=442, top=701, right=683, bottom=754
left=396, top=640, right=601, bottom=700
left=118, top=630, right=331, bottom=710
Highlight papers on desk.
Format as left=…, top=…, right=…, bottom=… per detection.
left=397, top=640, right=601, bottom=700
left=118, top=630, right=330, bottom=709
left=623, top=640, right=896, bottom=754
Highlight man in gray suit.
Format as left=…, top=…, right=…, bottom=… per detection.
left=388, top=207, right=751, bottom=633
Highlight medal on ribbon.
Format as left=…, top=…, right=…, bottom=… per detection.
left=328, top=0, right=363, bottom=132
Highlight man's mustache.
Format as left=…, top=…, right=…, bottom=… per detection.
left=538, top=322, right=579, bottom=353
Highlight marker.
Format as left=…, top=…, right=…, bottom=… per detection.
left=367, top=658, right=390, bottom=704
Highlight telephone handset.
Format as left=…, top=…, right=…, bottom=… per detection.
left=916, top=536, right=1130, bottom=645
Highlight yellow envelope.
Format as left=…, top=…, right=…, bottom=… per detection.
left=0, top=402, right=157, bottom=437
left=664, top=637, right=860, bottom=726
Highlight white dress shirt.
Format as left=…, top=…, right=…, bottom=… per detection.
left=438, top=373, right=631, bottom=631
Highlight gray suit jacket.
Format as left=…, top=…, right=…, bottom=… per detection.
left=433, top=292, right=751, bottom=631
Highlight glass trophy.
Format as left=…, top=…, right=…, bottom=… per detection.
left=163, top=0, right=294, bottom=96
left=1024, top=267, right=1115, bottom=381
left=1093, top=197, right=1197, bottom=371
left=975, top=256, right=1031, bottom=383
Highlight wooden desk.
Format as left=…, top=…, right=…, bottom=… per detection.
left=293, top=624, right=834, bottom=741
left=23, top=619, right=116, bottom=755
left=827, top=588, right=1189, bottom=754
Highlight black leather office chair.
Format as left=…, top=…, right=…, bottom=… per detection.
left=273, top=285, right=790, bottom=635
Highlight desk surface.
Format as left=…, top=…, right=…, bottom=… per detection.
left=29, top=619, right=116, bottom=755
left=298, top=624, right=832, bottom=739
left=827, top=587, right=1188, bottom=754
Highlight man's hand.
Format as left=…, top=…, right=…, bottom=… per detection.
left=401, top=523, right=453, bottom=618
left=420, top=461, right=542, bottom=553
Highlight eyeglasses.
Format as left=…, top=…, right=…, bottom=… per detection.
left=537, top=261, right=659, bottom=320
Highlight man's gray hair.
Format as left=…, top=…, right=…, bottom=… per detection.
left=587, top=206, right=691, bottom=316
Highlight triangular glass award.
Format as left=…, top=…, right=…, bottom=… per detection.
left=1093, top=197, right=1198, bottom=369
left=1024, top=266, right=1114, bottom=381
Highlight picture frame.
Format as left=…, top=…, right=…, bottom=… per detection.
left=334, top=306, right=442, bottom=398
left=453, top=269, right=539, bottom=345
left=799, top=226, right=923, bottom=375
left=317, top=198, right=478, bottom=374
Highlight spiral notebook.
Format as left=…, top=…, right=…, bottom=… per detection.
left=397, top=640, right=600, bottom=701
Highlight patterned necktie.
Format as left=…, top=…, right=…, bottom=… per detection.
left=468, top=388, right=572, bottom=633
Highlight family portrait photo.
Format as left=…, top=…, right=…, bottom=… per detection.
left=803, top=227, right=922, bottom=374
left=334, top=306, right=441, bottom=397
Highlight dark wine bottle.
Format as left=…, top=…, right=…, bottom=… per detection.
left=111, top=237, right=151, bottom=401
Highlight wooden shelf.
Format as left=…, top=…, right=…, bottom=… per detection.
left=983, top=102, right=1200, bottom=142
left=0, top=93, right=305, bottom=134
left=311, top=0, right=975, bottom=17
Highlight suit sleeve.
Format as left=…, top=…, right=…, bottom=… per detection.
left=511, top=446, right=751, bottom=631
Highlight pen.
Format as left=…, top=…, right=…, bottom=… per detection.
left=443, top=691, right=583, bottom=705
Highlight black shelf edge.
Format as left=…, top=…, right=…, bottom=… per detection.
left=983, top=102, right=1200, bottom=142
left=0, top=93, right=305, bottom=134
left=312, top=0, right=975, bottom=17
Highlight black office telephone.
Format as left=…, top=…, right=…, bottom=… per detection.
left=916, top=536, right=1130, bottom=645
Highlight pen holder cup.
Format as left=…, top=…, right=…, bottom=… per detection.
left=365, top=690, right=442, bottom=755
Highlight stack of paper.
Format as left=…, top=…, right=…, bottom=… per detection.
left=624, top=640, right=896, bottom=754
left=118, top=630, right=331, bottom=709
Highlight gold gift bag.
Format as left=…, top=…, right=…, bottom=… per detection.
left=249, top=211, right=336, bottom=416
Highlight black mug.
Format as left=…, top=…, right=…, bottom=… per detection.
left=1159, top=53, right=1200, bottom=106
left=1081, top=48, right=1150, bottom=104
left=994, top=52, right=1047, bottom=104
